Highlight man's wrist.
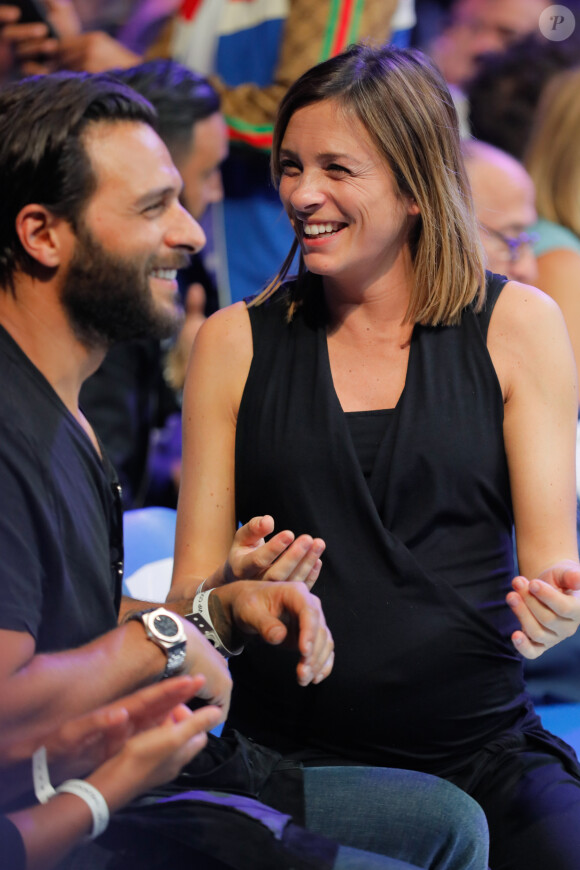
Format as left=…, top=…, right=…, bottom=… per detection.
left=127, top=607, right=187, bottom=678
left=209, top=590, right=246, bottom=653
left=56, top=779, right=109, bottom=840
left=185, top=591, right=244, bottom=657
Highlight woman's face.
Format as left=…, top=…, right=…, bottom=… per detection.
left=278, top=98, right=418, bottom=290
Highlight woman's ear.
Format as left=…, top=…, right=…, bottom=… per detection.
left=407, top=197, right=420, bottom=217
left=14, top=205, right=66, bottom=269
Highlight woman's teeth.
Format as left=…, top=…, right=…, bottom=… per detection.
left=303, top=223, right=341, bottom=237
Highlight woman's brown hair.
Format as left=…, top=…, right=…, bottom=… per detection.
left=252, top=43, right=486, bottom=326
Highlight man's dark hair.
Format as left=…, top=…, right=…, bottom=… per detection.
left=467, top=31, right=580, bottom=160
left=112, top=60, right=221, bottom=163
left=0, top=71, right=157, bottom=291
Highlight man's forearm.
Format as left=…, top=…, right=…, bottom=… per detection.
left=0, top=622, right=166, bottom=755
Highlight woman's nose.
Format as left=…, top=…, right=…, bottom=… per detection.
left=287, top=172, right=326, bottom=213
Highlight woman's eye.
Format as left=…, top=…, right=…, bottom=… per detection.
left=328, top=163, right=349, bottom=174
left=280, top=159, right=300, bottom=174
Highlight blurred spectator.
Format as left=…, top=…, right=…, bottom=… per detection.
left=467, top=31, right=580, bottom=160
left=426, top=0, right=551, bottom=89
left=524, top=66, right=580, bottom=403
left=60, top=0, right=169, bottom=37
left=423, top=0, right=575, bottom=137
left=80, top=60, right=227, bottom=509
left=0, top=0, right=182, bottom=77
left=462, top=139, right=538, bottom=285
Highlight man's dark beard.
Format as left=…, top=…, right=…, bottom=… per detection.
left=61, top=223, right=187, bottom=349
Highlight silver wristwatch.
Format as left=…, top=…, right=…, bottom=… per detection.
left=130, top=607, right=187, bottom=678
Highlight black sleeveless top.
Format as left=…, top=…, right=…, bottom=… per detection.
left=345, top=410, right=394, bottom=481
left=229, top=273, right=543, bottom=777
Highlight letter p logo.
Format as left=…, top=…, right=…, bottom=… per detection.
left=539, top=5, right=576, bottom=40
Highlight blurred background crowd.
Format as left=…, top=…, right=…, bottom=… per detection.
left=4, top=0, right=580, bottom=514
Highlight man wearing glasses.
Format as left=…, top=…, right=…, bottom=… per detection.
left=462, top=138, right=539, bottom=284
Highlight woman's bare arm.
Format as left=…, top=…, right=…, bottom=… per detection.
left=488, top=280, right=580, bottom=657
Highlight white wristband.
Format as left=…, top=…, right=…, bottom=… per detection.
left=186, top=590, right=244, bottom=657
left=32, top=745, right=57, bottom=804
left=195, top=578, right=207, bottom=595
left=56, top=779, right=110, bottom=840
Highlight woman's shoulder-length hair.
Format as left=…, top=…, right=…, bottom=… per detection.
left=252, top=43, right=486, bottom=327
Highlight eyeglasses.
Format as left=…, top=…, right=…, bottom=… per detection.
left=480, top=224, right=539, bottom=264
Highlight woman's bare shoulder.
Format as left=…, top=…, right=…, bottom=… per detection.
left=197, top=300, right=250, bottom=339
left=488, top=279, right=567, bottom=353
left=192, top=301, right=252, bottom=362
left=488, top=280, right=574, bottom=399
left=493, top=278, right=562, bottom=326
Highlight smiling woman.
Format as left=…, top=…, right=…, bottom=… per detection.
left=262, top=45, right=486, bottom=327
left=275, top=99, right=418, bottom=305
left=170, top=44, right=580, bottom=870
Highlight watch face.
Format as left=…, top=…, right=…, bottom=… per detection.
left=153, top=614, right=179, bottom=637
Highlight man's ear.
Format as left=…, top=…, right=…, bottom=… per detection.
left=14, top=205, right=69, bottom=269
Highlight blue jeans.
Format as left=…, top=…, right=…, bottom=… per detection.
left=304, top=766, right=489, bottom=870
left=335, top=844, right=423, bottom=869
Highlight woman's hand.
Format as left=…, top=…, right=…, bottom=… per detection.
left=508, top=560, right=580, bottom=658
left=214, top=515, right=325, bottom=590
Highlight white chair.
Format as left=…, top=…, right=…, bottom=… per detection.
left=122, top=507, right=176, bottom=601
left=122, top=506, right=223, bottom=736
